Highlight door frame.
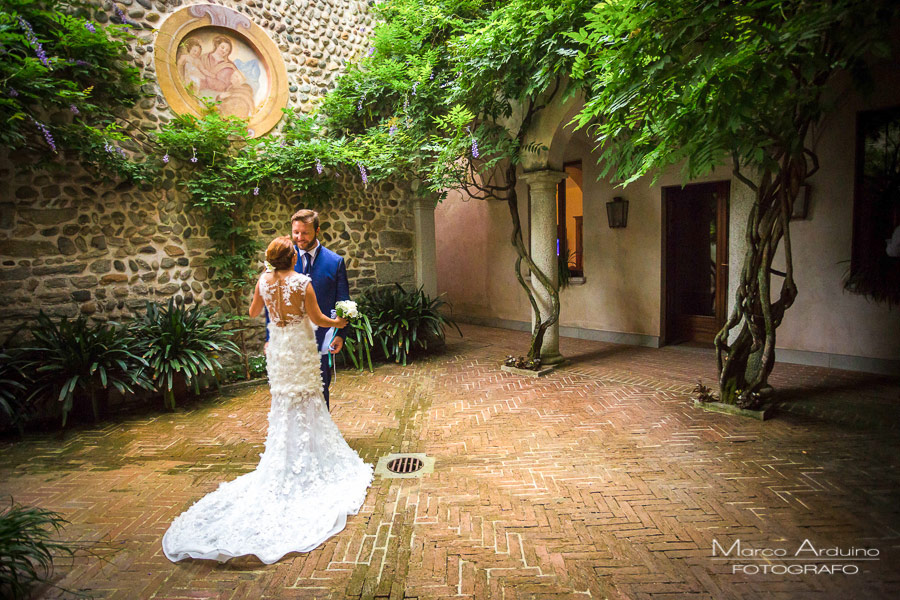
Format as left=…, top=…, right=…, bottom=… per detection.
left=660, top=180, right=730, bottom=346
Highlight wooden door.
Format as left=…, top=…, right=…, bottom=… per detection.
left=664, top=181, right=729, bottom=345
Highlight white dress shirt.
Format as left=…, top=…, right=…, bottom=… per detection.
left=298, top=241, right=321, bottom=272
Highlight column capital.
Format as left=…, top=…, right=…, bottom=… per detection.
left=521, top=169, right=567, bottom=191
left=413, top=195, right=437, bottom=211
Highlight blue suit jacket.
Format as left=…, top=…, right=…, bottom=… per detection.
left=265, top=244, right=350, bottom=345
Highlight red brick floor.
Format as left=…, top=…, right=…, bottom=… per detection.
left=1, top=324, right=898, bottom=599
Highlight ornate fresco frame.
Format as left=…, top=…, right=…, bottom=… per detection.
left=154, top=4, right=289, bottom=137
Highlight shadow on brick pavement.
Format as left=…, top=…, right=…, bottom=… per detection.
left=1, top=323, right=898, bottom=599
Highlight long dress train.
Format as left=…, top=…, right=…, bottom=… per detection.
left=162, top=272, right=373, bottom=564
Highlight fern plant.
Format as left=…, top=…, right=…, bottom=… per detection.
left=0, top=347, right=28, bottom=433
left=20, top=313, right=150, bottom=426
left=0, top=500, right=73, bottom=600
left=361, top=284, right=461, bottom=366
left=131, top=299, right=241, bottom=410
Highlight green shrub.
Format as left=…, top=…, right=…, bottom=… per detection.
left=0, top=500, right=73, bottom=600
left=20, top=313, right=150, bottom=427
left=0, top=347, right=29, bottom=433
left=131, top=299, right=241, bottom=409
left=359, top=284, right=461, bottom=366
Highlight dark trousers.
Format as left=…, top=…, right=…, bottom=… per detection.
left=320, top=353, right=332, bottom=410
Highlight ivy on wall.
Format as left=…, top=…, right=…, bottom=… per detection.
left=154, top=107, right=345, bottom=294
left=0, top=0, right=155, bottom=182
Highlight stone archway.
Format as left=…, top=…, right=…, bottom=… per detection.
left=521, top=91, right=585, bottom=172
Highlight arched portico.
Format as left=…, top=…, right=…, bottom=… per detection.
left=520, top=91, right=585, bottom=172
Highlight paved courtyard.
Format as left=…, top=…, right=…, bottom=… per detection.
left=1, top=324, right=898, bottom=599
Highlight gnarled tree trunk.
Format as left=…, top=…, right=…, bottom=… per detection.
left=715, top=144, right=817, bottom=409
left=503, top=164, right=560, bottom=360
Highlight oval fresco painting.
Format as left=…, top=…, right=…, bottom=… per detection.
left=175, top=30, right=270, bottom=120
left=154, top=4, right=288, bottom=136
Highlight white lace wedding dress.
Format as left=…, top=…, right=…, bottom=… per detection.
left=162, top=271, right=373, bottom=564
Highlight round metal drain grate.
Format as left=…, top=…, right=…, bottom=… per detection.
left=386, top=456, right=424, bottom=474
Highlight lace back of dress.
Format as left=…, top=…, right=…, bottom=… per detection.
left=260, top=272, right=309, bottom=326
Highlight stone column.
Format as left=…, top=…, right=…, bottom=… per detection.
left=521, top=169, right=566, bottom=364
left=413, top=195, right=438, bottom=298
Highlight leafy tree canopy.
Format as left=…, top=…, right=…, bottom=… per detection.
left=567, top=0, right=900, bottom=186
left=322, top=0, right=595, bottom=197
left=562, top=0, right=899, bottom=406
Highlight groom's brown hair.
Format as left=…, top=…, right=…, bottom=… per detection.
left=291, top=209, right=319, bottom=231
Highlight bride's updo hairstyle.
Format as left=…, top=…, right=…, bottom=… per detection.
left=266, top=236, right=296, bottom=271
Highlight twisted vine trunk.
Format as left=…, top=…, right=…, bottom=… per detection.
left=714, top=143, right=815, bottom=409
left=503, top=164, right=560, bottom=360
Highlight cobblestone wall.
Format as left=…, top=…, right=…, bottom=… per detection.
left=0, top=0, right=416, bottom=345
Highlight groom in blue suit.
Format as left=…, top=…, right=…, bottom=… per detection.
left=265, top=209, right=350, bottom=409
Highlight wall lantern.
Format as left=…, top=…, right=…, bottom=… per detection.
left=606, top=196, right=629, bottom=228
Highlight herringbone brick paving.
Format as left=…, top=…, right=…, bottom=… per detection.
left=1, top=324, right=898, bottom=599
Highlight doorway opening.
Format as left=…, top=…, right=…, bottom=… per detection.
left=663, top=181, right=729, bottom=345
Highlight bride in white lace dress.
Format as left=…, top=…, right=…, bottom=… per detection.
left=162, top=236, right=373, bottom=564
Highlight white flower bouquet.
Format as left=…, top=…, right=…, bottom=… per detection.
left=333, top=299, right=374, bottom=372
left=321, top=300, right=365, bottom=358
left=335, top=300, right=360, bottom=319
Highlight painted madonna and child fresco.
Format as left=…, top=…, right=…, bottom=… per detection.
left=175, top=33, right=266, bottom=119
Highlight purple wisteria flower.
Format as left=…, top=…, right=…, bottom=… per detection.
left=467, top=126, right=479, bottom=158
left=358, top=162, right=368, bottom=186
left=315, top=157, right=324, bottom=174
left=429, top=71, right=435, bottom=80
left=104, top=142, right=113, bottom=153
left=18, top=17, right=51, bottom=68
left=412, top=82, right=418, bottom=96
left=190, top=147, right=198, bottom=163
left=114, top=7, right=130, bottom=28
left=162, top=153, right=169, bottom=164
left=367, top=47, right=375, bottom=57
left=33, top=119, right=56, bottom=152
left=8, top=88, right=18, bottom=97
left=70, top=104, right=79, bottom=115
left=85, top=21, right=96, bottom=33
left=75, top=59, right=90, bottom=67
left=253, top=187, right=260, bottom=196
left=389, top=124, right=397, bottom=136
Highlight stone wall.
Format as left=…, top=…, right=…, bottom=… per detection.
left=0, top=167, right=415, bottom=346
left=0, top=1, right=417, bottom=347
